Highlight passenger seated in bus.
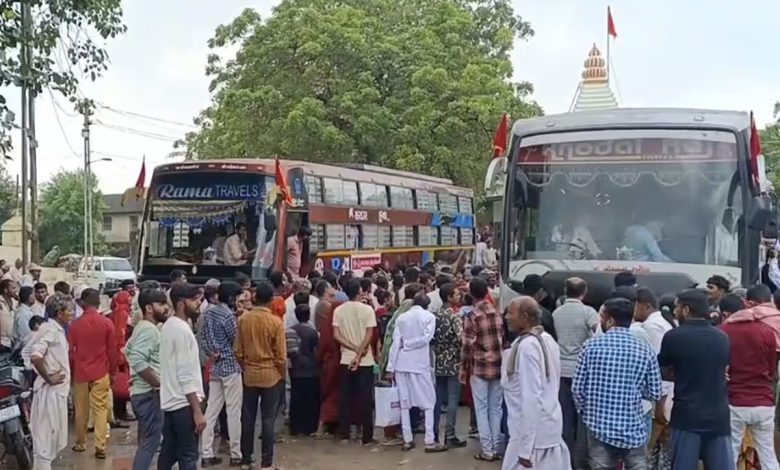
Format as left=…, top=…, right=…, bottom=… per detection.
left=622, top=220, right=672, bottom=263
left=223, top=223, right=254, bottom=265
left=550, top=216, right=601, bottom=259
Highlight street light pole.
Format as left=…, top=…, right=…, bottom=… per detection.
left=82, top=110, right=91, bottom=279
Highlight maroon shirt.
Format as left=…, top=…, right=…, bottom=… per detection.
left=68, top=307, right=118, bottom=383
left=721, top=320, right=777, bottom=407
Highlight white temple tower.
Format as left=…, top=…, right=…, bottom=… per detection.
left=570, top=44, right=618, bottom=112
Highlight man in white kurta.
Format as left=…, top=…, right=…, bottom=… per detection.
left=386, top=294, right=446, bottom=452
left=29, top=297, right=72, bottom=470
left=502, top=296, right=571, bottom=470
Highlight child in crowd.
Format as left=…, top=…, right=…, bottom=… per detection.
left=289, top=305, right=320, bottom=436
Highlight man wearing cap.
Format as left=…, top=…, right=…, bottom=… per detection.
left=158, top=283, right=205, bottom=470
left=21, top=263, right=42, bottom=288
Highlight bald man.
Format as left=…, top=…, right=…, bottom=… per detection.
left=502, top=297, right=571, bottom=470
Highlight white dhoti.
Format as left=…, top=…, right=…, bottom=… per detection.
left=31, top=384, right=69, bottom=470
left=502, top=442, right=572, bottom=470
left=396, top=371, right=437, bottom=445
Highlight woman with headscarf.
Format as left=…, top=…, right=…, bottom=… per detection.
left=110, top=280, right=135, bottom=422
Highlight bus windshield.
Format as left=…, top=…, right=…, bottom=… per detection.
left=142, top=170, right=277, bottom=279
left=508, top=128, right=743, bottom=273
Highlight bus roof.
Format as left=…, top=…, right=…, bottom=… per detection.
left=512, top=108, right=751, bottom=137
left=153, top=158, right=472, bottom=195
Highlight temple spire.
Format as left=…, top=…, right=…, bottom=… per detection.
left=570, top=44, right=618, bottom=112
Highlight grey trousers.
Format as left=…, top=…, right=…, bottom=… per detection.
left=670, top=428, right=735, bottom=470
left=587, top=432, right=647, bottom=470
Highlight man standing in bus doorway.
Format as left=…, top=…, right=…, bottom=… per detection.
left=224, top=223, right=252, bottom=266
left=287, top=226, right=312, bottom=280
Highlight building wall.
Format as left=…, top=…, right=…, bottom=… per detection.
left=101, top=214, right=139, bottom=244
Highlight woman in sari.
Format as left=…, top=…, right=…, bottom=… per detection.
left=315, top=297, right=343, bottom=437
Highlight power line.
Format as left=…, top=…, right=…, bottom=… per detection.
left=93, top=120, right=181, bottom=142
left=97, top=104, right=197, bottom=129
left=47, top=88, right=80, bottom=158
left=92, top=150, right=145, bottom=161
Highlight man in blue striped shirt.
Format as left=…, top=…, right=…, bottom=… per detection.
left=572, top=297, right=662, bottom=468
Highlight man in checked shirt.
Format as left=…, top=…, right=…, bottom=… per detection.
left=459, top=277, right=505, bottom=462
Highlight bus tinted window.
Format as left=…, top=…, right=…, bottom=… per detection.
left=310, top=224, right=325, bottom=252
left=416, top=190, right=437, bottom=211
left=306, top=175, right=323, bottom=203
left=440, top=226, right=457, bottom=246
left=325, top=224, right=345, bottom=249
left=362, top=224, right=378, bottom=248
left=418, top=226, right=439, bottom=246
left=458, top=196, right=473, bottom=214
left=343, top=181, right=359, bottom=205
left=460, top=228, right=474, bottom=245
left=323, top=178, right=343, bottom=204
left=439, top=194, right=458, bottom=214
left=378, top=226, right=391, bottom=247
left=360, top=182, right=388, bottom=207
left=390, top=187, right=414, bottom=209
left=392, top=225, right=414, bottom=247
left=346, top=225, right=359, bottom=249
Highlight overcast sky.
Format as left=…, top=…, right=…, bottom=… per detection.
left=2, top=0, right=777, bottom=194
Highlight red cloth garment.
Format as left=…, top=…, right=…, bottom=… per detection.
left=725, top=303, right=780, bottom=350
left=317, top=301, right=343, bottom=425
left=721, top=320, right=777, bottom=407
left=271, top=296, right=286, bottom=320
left=68, top=307, right=118, bottom=383
left=111, top=290, right=132, bottom=348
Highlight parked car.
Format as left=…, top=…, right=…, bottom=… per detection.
left=77, top=256, right=137, bottom=294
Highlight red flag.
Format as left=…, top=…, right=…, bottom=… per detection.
left=492, top=113, right=509, bottom=159
left=275, top=157, right=294, bottom=206
left=750, top=112, right=762, bottom=184
left=134, top=156, right=146, bottom=192
left=121, top=157, right=146, bottom=206
left=607, top=7, right=617, bottom=38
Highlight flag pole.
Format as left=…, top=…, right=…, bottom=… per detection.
left=606, top=7, right=611, bottom=84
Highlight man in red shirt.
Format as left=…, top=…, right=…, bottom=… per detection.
left=69, top=288, right=118, bottom=459
left=721, top=284, right=779, bottom=470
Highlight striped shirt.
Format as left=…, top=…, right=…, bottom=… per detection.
left=235, top=307, right=286, bottom=388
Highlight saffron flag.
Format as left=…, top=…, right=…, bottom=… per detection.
left=275, top=157, right=294, bottom=206
left=608, top=6, right=617, bottom=38
left=492, top=113, right=509, bottom=159
left=120, top=157, right=146, bottom=206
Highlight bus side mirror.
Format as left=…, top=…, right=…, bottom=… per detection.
left=747, top=195, right=773, bottom=231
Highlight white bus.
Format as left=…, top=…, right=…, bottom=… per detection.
left=492, top=108, right=776, bottom=306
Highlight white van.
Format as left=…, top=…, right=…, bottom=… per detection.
left=77, top=256, right=137, bottom=293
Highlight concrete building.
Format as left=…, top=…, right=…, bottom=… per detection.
left=101, top=194, right=143, bottom=257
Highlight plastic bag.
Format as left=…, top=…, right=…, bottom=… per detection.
left=374, top=384, right=401, bottom=427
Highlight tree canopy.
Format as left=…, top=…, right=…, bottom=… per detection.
left=761, top=103, right=780, bottom=189
left=39, top=169, right=106, bottom=255
left=0, top=1, right=126, bottom=154
left=0, top=165, right=17, bottom=226
left=183, top=0, right=541, bottom=190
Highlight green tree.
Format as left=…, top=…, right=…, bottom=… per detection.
left=39, top=169, right=106, bottom=255
left=183, top=0, right=541, bottom=190
left=0, top=165, right=17, bottom=225
left=761, top=103, right=780, bottom=189
left=0, top=1, right=126, bottom=154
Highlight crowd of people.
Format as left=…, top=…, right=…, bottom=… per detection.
left=5, top=255, right=780, bottom=470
